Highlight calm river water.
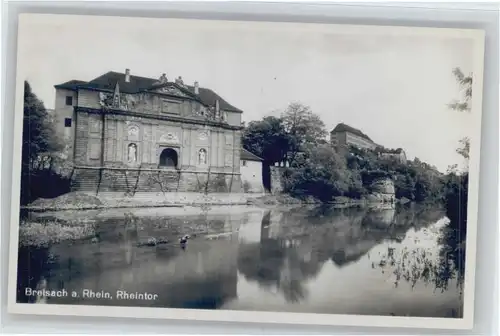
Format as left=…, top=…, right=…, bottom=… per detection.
left=17, top=204, right=464, bottom=318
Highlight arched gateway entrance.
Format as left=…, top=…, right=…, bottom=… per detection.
left=159, top=148, right=178, bottom=168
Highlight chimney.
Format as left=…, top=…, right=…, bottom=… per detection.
left=125, top=69, right=130, bottom=82
left=194, top=81, right=199, bottom=94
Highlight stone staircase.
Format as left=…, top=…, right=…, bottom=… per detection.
left=93, top=169, right=183, bottom=193
left=70, top=168, right=241, bottom=194
left=136, top=170, right=183, bottom=192
left=98, top=169, right=141, bottom=193
left=71, top=168, right=100, bottom=193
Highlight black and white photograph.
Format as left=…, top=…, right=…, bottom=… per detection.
left=8, top=14, right=484, bottom=329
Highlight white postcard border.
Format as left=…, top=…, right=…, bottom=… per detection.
left=7, top=14, right=486, bottom=330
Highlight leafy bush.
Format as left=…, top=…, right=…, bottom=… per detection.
left=284, top=145, right=361, bottom=202
left=279, top=142, right=450, bottom=204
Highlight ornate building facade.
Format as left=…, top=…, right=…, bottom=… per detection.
left=53, top=69, right=244, bottom=193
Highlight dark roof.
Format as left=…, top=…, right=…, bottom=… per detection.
left=240, top=148, right=263, bottom=161
left=330, top=123, right=373, bottom=142
left=54, top=71, right=243, bottom=113
left=184, top=84, right=242, bottom=113
left=54, top=80, right=87, bottom=90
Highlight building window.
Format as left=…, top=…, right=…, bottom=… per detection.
left=64, top=118, right=72, bottom=127
left=65, top=96, right=73, bottom=106
left=242, top=160, right=247, bottom=166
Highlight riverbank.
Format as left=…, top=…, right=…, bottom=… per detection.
left=23, top=192, right=267, bottom=212
left=20, top=201, right=274, bottom=247
left=248, top=194, right=399, bottom=209
left=22, top=191, right=400, bottom=212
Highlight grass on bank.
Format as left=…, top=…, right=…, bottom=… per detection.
left=19, top=220, right=96, bottom=247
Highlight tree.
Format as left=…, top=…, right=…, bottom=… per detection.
left=440, top=67, right=473, bottom=284
left=242, top=116, right=290, bottom=165
left=281, top=102, right=327, bottom=165
left=449, top=67, right=472, bottom=164
left=448, top=67, right=472, bottom=113
left=20, top=81, right=64, bottom=204
left=22, top=81, right=60, bottom=167
left=285, top=144, right=356, bottom=202
left=456, top=137, right=470, bottom=161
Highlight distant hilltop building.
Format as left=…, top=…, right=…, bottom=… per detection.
left=330, top=123, right=377, bottom=151
left=376, top=147, right=407, bottom=164
left=330, top=122, right=407, bottom=164
left=52, top=69, right=263, bottom=193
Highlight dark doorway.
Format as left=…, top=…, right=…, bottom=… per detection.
left=159, top=148, right=178, bottom=168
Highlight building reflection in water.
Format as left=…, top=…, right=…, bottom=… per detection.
left=19, top=207, right=252, bottom=309
left=18, top=204, right=459, bottom=317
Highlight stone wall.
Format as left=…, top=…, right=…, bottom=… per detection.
left=74, top=111, right=91, bottom=166
left=71, top=167, right=242, bottom=194
left=270, top=166, right=287, bottom=195
left=379, top=151, right=407, bottom=164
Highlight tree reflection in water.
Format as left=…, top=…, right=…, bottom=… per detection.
left=238, top=204, right=449, bottom=304
left=373, top=211, right=465, bottom=293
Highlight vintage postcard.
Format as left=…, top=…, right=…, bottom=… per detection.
left=8, top=14, right=484, bottom=329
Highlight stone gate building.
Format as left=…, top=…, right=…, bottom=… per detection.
left=53, top=69, right=245, bottom=193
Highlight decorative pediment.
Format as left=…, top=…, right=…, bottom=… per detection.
left=99, top=91, right=138, bottom=111
left=159, top=132, right=180, bottom=144
left=126, top=124, right=140, bottom=141
left=198, top=131, right=209, bottom=141
left=152, top=85, right=190, bottom=98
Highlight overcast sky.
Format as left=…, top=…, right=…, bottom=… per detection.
left=18, top=15, right=480, bottom=172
